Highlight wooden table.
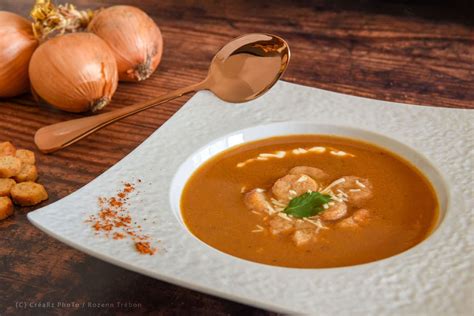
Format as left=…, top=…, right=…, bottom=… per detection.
left=1, top=0, right=472, bottom=314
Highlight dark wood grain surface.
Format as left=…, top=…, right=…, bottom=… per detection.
left=0, top=0, right=472, bottom=314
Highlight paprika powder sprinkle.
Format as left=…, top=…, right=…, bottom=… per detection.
left=86, top=180, right=157, bottom=255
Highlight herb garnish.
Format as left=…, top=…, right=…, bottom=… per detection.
left=283, top=192, right=332, bottom=218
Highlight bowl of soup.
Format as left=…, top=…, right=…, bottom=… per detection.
left=170, top=122, right=447, bottom=269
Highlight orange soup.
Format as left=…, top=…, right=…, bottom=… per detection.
left=181, top=135, right=438, bottom=268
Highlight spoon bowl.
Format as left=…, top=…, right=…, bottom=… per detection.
left=35, top=33, right=290, bottom=153
left=206, top=33, right=290, bottom=102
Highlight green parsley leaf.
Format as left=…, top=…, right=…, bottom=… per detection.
left=283, top=192, right=332, bottom=218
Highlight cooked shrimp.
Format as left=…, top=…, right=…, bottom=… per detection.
left=268, top=216, right=294, bottom=235
left=244, top=189, right=275, bottom=214
left=294, top=220, right=315, bottom=230
left=292, top=229, right=315, bottom=247
left=332, top=176, right=373, bottom=207
left=272, top=174, right=319, bottom=202
left=289, top=166, right=329, bottom=181
left=337, top=209, right=371, bottom=228
left=320, top=201, right=347, bottom=221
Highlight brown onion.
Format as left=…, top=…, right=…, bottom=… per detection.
left=0, top=11, right=38, bottom=97
left=88, top=5, right=163, bottom=82
left=29, top=32, right=118, bottom=113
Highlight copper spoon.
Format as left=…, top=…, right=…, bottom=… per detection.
left=34, top=33, right=290, bottom=153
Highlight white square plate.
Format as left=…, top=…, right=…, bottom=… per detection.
left=28, top=81, right=473, bottom=315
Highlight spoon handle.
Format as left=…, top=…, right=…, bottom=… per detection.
left=35, top=82, right=206, bottom=153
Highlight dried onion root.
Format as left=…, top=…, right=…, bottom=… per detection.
left=30, top=0, right=95, bottom=41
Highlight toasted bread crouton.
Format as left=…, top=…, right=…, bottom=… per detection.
left=0, top=178, right=16, bottom=196
left=0, top=156, right=22, bottom=178
left=15, top=149, right=36, bottom=165
left=14, top=164, right=38, bottom=183
left=11, top=182, right=48, bottom=206
left=0, top=142, right=16, bottom=157
left=0, top=196, right=13, bottom=220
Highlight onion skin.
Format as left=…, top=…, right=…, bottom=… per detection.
left=29, top=32, right=118, bottom=113
left=0, top=11, right=38, bottom=98
left=88, top=5, right=163, bottom=82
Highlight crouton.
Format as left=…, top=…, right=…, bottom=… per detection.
left=10, top=182, right=48, bottom=206
left=0, top=196, right=13, bottom=220
left=0, top=156, right=22, bottom=178
left=0, top=178, right=16, bottom=196
left=15, top=149, right=36, bottom=165
left=14, top=164, right=38, bottom=183
left=0, top=142, right=16, bottom=157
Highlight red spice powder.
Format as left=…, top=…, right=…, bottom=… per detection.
left=109, top=197, right=123, bottom=207
left=113, top=232, right=125, bottom=240
left=86, top=180, right=156, bottom=255
left=135, top=241, right=156, bottom=255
